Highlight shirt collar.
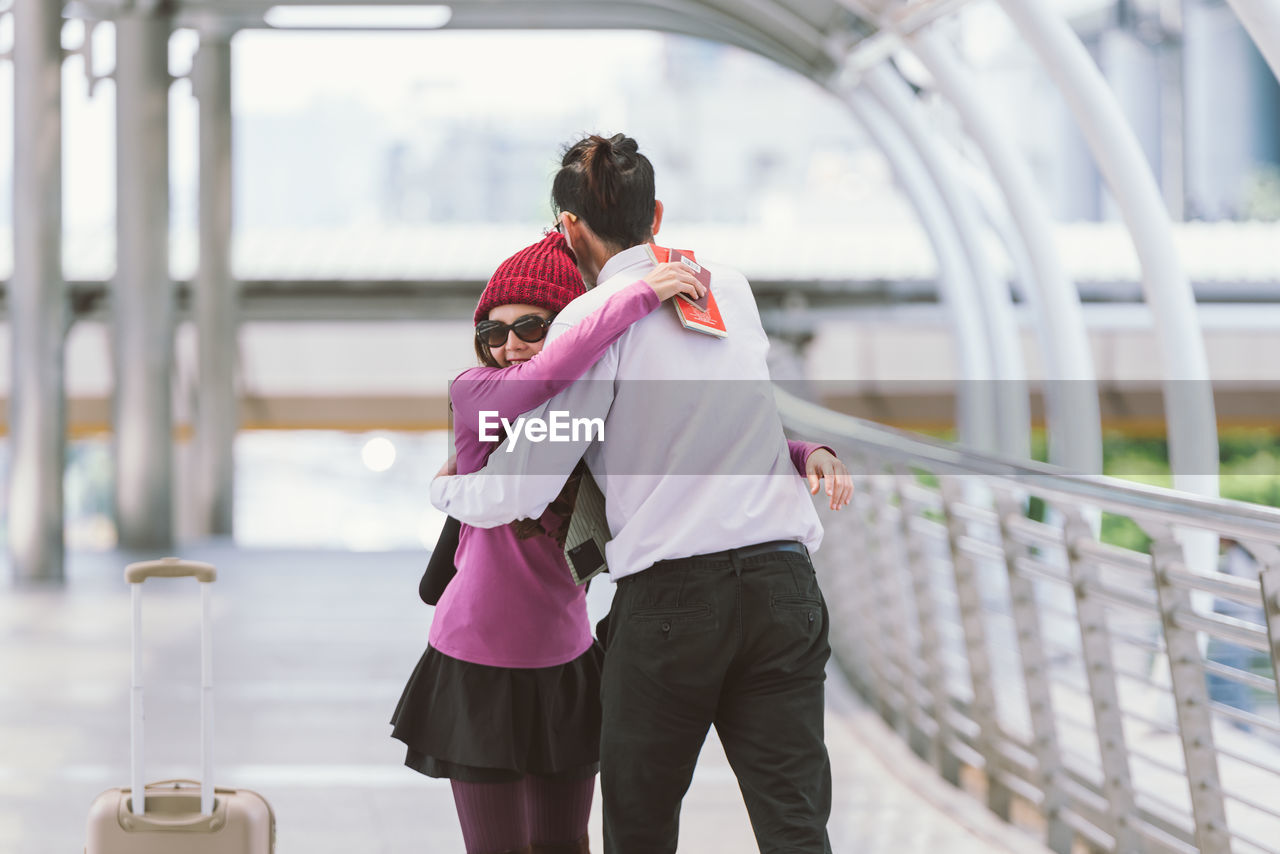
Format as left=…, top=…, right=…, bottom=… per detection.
left=595, top=244, right=655, bottom=287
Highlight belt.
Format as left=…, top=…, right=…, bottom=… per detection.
left=639, top=539, right=809, bottom=580
left=691, top=539, right=808, bottom=563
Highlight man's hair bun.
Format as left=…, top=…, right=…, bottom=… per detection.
left=552, top=133, right=655, bottom=250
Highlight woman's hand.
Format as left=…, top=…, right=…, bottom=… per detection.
left=643, top=262, right=706, bottom=303
left=805, top=449, right=852, bottom=510
left=434, top=455, right=457, bottom=479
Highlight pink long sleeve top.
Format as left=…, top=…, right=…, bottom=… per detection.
left=429, top=280, right=832, bottom=668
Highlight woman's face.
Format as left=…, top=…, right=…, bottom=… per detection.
left=485, top=304, right=552, bottom=368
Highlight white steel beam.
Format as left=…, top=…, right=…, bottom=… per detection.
left=9, top=0, right=67, bottom=581
left=836, top=86, right=999, bottom=450
left=114, top=9, right=175, bottom=549
left=860, top=63, right=1031, bottom=460
left=192, top=28, right=237, bottom=538
left=909, top=29, right=1102, bottom=475
left=995, top=0, right=1218, bottom=502
left=994, top=0, right=1218, bottom=589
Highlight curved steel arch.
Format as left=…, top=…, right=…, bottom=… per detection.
left=73, top=0, right=1280, bottom=104
left=992, top=0, right=1221, bottom=592
left=859, top=62, right=1032, bottom=460
left=907, top=28, right=1102, bottom=475
left=115, top=0, right=863, bottom=80
left=440, top=0, right=846, bottom=79
left=837, top=86, right=1001, bottom=450
left=993, top=0, right=1218, bottom=485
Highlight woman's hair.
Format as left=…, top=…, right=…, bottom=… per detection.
left=551, top=133, right=655, bottom=251
left=474, top=336, right=501, bottom=368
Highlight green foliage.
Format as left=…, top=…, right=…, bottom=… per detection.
left=1100, top=513, right=1153, bottom=554
left=1217, top=429, right=1280, bottom=507
left=1088, top=428, right=1280, bottom=553
left=1242, top=164, right=1280, bottom=221
left=912, top=468, right=938, bottom=489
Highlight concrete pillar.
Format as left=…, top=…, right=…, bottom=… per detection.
left=8, top=0, right=67, bottom=582
left=191, top=30, right=237, bottom=538
left=114, top=9, right=174, bottom=550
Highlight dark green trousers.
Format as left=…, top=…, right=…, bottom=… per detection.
left=598, top=546, right=833, bottom=854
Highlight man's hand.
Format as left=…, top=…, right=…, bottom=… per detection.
left=434, top=454, right=457, bottom=479
left=805, top=449, right=852, bottom=510
left=643, top=262, right=706, bottom=303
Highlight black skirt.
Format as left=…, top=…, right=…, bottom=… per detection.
left=390, top=643, right=603, bottom=783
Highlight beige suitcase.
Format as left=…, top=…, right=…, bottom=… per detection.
left=85, top=558, right=275, bottom=853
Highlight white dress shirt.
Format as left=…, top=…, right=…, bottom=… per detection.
left=431, top=243, right=824, bottom=579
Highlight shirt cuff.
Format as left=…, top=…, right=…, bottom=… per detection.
left=429, top=475, right=450, bottom=513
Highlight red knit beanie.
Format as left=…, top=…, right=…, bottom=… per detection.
left=474, top=231, right=585, bottom=324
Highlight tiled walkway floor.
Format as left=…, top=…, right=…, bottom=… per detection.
left=0, top=545, right=1049, bottom=854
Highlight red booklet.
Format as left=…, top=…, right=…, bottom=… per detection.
left=644, top=244, right=728, bottom=338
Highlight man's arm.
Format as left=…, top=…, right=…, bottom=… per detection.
left=431, top=344, right=619, bottom=527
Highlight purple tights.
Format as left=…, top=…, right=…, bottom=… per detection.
left=450, top=774, right=594, bottom=854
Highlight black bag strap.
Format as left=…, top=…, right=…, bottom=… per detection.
left=420, top=516, right=462, bottom=605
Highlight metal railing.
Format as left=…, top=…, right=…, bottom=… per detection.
left=779, top=388, right=1280, bottom=854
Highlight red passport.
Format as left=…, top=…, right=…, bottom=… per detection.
left=644, top=243, right=728, bottom=338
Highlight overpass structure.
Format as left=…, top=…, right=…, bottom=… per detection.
left=6, top=1, right=1280, bottom=852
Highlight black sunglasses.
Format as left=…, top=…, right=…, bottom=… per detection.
left=476, top=314, right=551, bottom=348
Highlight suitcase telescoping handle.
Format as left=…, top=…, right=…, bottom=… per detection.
left=125, top=558, right=218, bottom=818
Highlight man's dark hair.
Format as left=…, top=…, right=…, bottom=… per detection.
left=551, top=133, right=655, bottom=251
